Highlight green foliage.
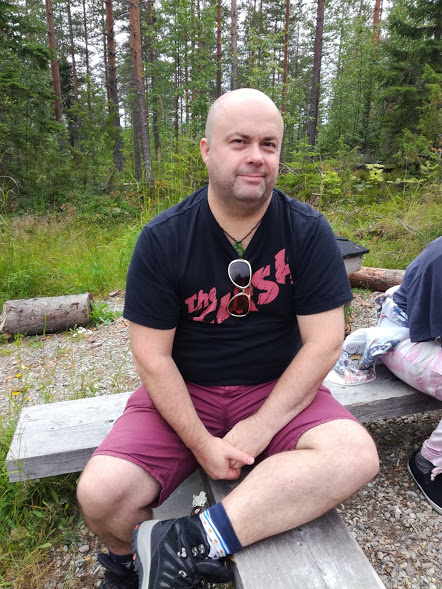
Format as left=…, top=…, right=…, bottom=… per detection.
left=417, top=66, right=442, bottom=146
left=0, top=214, right=130, bottom=309
left=0, top=415, right=81, bottom=585
left=277, top=140, right=321, bottom=201
left=89, top=300, right=122, bottom=328
left=319, top=0, right=376, bottom=153
left=377, top=0, right=442, bottom=154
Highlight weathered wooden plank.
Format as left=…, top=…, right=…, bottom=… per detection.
left=203, top=473, right=385, bottom=589
left=6, top=366, right=440, bottom=482
left=6, top=393, right=131, bottom=482
left=326, top=364, right=441, bottom=422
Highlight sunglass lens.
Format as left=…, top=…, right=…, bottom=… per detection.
left=228, top=293, right=250, bottom=316
left=229, top=260, right=250, bottom=287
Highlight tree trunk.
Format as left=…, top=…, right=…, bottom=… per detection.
left=174, top=56, right=179, bottom=148
left=67, top=0, right=79, bottom=104
left=306, top=0, right=325, bottom=146
left=216, top=0, right=222, bottom=97
left=103, top=9, right=110, bottom=101
left=363, top=0, right=383, bottom=149
left=45, top=0, right=62, bottom=122
left=105, top=0, right=124, bottom=172
left=129, top=0, right=154, bottom=186
left=0, top=294, right=92, bottom=336
left=281, top=0, right=290, bottom=115
left=348, top=267, right=405, bottom=292
left=132, top=93, right=142, bottom=180
left=231, top=0, right=238, bottom=90
left=184, top=27, right=189, bottom=127
left=372, top=0, right=383, bottom=42
left=147, top=0, right=160, bottom=156
left=82, top=0, right=92, bottom=113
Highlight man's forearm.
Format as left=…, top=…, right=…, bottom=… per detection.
left=134, top=355, right=211, bottom=454
left=253, top=339, right=341, bottom=440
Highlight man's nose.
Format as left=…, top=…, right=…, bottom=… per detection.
left=247, top=143, right=264, bottom=164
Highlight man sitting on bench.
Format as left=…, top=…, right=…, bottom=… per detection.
left=378, top=238, right=442, bottom=514
left=76, top=89, right=379, bottom=589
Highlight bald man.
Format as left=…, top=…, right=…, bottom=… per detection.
left=77, top=89, right=379, bottom=589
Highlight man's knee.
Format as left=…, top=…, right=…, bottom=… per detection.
left=336, top=421, right=379, bottom=483
left=77, top=457, right=121, bottom=519
left=354, top=427, right=379, bottom=481
left=299, top=419, right=379, bottom=482
left=77, top=455, right=160, bottom=520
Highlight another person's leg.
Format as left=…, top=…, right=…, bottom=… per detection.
left=421, top=418, right=442, bottom=476
left=382, top=338, right=442, bottom=513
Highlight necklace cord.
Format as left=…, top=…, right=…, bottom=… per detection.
left=222, top=215, right=265, bottom=257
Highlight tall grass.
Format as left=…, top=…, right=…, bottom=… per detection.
left=321, top=185, right=442, bottom=268
left=0, top=215, right=134, bottom=309
left=0, top=401, right=82, bottom=586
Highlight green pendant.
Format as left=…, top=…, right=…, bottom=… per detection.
left=233, top=241, right=245, bottom=257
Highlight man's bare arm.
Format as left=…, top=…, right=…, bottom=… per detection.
left=224, top=306, right=345, bottom=458
left=129, top=322, right=254, bottom=479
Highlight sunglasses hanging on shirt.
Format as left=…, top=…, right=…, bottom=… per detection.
left=227, top=259, right=252, bottom=317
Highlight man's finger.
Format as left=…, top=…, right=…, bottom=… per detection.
left=230, top=448, right=254, bottom=466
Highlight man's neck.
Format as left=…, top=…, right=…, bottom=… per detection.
left=207, top=189, right=272, bottom=242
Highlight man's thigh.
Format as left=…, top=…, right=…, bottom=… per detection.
left=260, top=384, right=360, bottom=458
left=93, top=385, right=200, bottom=506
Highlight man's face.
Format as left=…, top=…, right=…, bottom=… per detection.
left=200, top=97, right=283, bottom=209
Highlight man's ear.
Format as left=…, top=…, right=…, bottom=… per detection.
left=200, top=137, right=209, bottom=165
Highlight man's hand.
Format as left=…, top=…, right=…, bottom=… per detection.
left=193, top=436, right=255, bottom=480
left=223, top=415, right=273, bottom=469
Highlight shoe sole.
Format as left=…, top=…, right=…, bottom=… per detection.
left=407, top=463, right=442, bottom=515
left=132, top=520, right=157, bottom=589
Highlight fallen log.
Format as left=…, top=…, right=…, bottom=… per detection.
left=0, top=293, right=92, bottom=336
left=348, top=267, right=405, bottom=292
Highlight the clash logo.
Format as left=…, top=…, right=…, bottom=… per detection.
left=184, top=248, right=293, bottom=324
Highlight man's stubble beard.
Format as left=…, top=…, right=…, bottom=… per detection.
left=211, top=173, right=275, bottom=211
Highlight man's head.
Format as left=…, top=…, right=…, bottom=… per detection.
left=201, top=89, right=284, bottom=212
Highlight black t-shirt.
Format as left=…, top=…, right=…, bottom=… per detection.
left=124, top=187, right=353, bottom=385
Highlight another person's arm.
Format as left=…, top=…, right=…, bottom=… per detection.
left=129, top=321, right=254, bottom=479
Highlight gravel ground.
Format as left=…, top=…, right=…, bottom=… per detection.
left=1, top=291, right=441, bottom=588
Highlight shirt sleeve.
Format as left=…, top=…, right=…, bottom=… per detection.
left=292, top=214, right=353, bottom=315
left=123, top=226, right=180, bottom=329
left=405, top=262, right=442, bottom=342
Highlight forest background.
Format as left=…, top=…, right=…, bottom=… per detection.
left=0, top=0, right=441, bottom=586
left=1, top=0, right=441, bottom=311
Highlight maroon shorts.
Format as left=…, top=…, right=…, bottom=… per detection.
left=93, top=380, right=358, bottom=506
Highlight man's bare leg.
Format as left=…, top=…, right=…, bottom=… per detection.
left=77, top=455, right=161, bottom=554
left=222, top=419, right=379, bottom=546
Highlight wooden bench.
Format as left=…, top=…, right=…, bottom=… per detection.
left=6, top=365, right=441, bottom=588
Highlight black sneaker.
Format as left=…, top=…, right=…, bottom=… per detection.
left=97, top=552, right=139, bottom=589
left=132, top=515, right=233, bottom=588
left=408, top=451, right=442, bottom=515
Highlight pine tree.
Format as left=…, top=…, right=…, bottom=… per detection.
left=379, top=0, right=442, bottom=150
